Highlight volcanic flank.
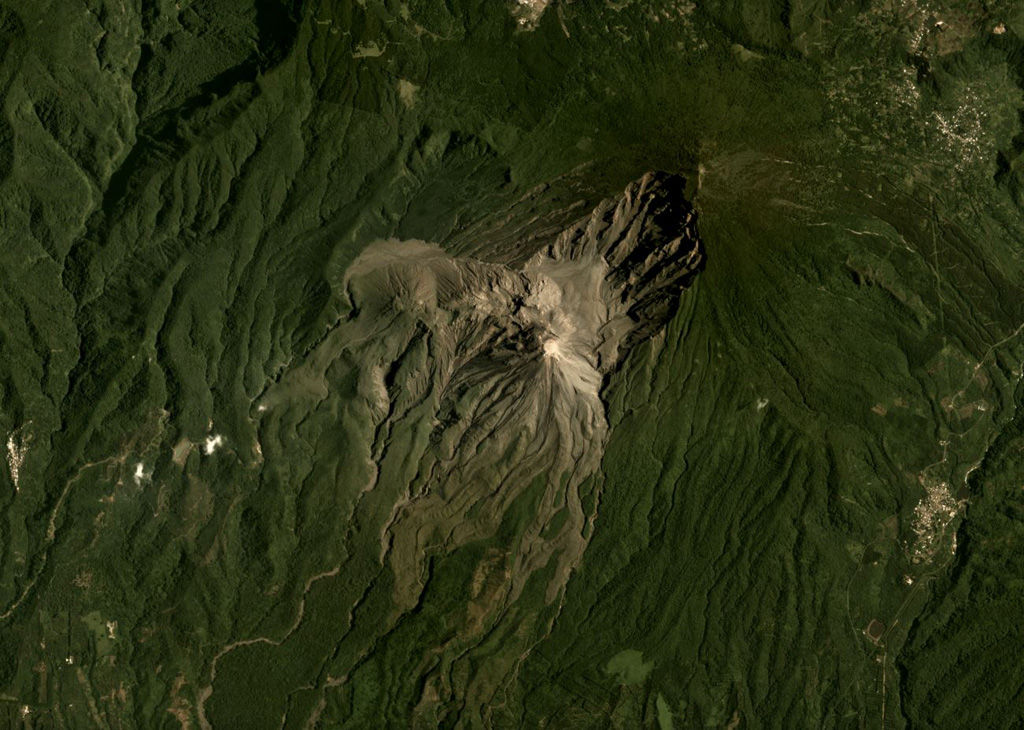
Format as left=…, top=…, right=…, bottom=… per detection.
left=259, top=171, right=702, bottom=708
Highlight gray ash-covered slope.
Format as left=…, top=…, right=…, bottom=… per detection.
left=257, top=172, right=701, bottom=709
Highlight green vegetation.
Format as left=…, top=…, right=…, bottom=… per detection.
left=1, top=0, right=1024, bottom=727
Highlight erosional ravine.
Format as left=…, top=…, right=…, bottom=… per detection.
left=255, top=171, right=704, bottom=713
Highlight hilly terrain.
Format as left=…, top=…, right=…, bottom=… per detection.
left=1, top=0, right=1024, bottom=728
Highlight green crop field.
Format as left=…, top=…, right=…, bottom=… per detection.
left=1, top=0, right=1024, bottom=727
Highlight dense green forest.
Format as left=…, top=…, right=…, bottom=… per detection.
left=1, top=0, right=1024, bottom=727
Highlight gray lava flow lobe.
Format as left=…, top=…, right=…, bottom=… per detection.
left=262, top=172, right=703, bottom=627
